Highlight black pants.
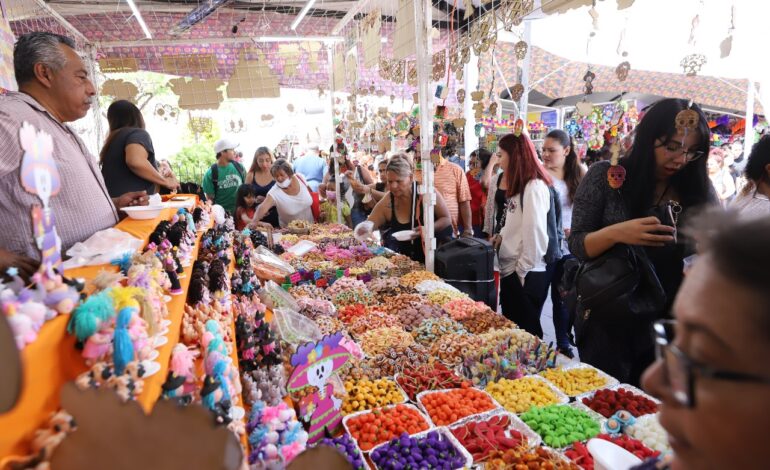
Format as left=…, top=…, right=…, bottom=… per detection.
left=577, top=319, right=655, bottom=386
left=500, top=271, right=549, bottom=338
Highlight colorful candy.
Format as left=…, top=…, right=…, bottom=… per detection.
left=316, top=434, right=367, bottom=470
left=582, top=387, right=659, bottom=418
left=520, top=405, right=600, bottom=448
left=370, top=431, right=467, bottom=470
left=342, top=378, right=406, bottom=415
left=359, top=327, right=414, bottom=357
left=486, top=377, right=564, bottom=414
left=450, top=414, right=530, bottom=463
left=419, top=388, right=498, bottom=426
left=486, top=446, right=579, bottom=470
left=540, top=367, right=609, bottom=396
left=344, top=404, right=430, bottom=451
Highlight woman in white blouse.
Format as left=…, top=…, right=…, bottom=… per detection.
left=492, top=132, right=553, bottom=338
left=249, top=159, right=314, bottom=228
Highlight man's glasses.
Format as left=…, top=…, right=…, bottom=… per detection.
left=655, top=141, right=705, bottom=163
left=654, top=320, right=770, bottom=408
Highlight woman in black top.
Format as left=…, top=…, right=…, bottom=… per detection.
left=100, top=100, right=178, bottom=197
left=569, top=98, right=717, bottom=385
left=244, top=146, right=279, bottom=227
left=363, top=154, right=453, bottom=261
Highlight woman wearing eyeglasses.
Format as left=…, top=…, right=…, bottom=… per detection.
left=638, top=213, right=770, bottom=470
left=569, top=98, right=717, bottom=385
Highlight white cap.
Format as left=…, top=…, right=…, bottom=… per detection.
left=214, top=138, right=239, bottom=154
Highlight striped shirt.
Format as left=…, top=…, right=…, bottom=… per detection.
left=0, top=91, right=119, bottom=261
left=434, top=159, right=472, bottom=231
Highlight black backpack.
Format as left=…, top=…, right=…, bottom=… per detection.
left=210, top=161, right=245, bottom=200
left=519, top=184, right=564, bottom=265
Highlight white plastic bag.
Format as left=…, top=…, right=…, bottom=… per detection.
left=63, top=228, right=144, bottom=269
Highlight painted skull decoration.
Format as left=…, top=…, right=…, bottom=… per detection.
left=675, top=109, right=699, bottom=134
left=615, top=61, right=631, bottom=82
left=510, top=84, right=525, bottom=101
left=607, top=165, right=627, bottom=189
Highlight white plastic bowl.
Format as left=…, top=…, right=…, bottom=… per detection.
left=120, top=205, right=164, bottom=220
left=392, top=229, right=418, bottom=241
left=587, top=438, right=643, bottom=470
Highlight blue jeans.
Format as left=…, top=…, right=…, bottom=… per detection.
left=545, top=254, right=574, bottom=349
left=350, top=206, right=369, bottom=228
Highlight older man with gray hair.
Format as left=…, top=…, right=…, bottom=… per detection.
left=0, top=32, right=148, bottom=277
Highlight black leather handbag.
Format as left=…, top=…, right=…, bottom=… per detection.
left=571, top=243, right=666, bottom=343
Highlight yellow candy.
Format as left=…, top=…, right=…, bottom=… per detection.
left=485, top=377, right=561, bottom=413
left=341, top=378, right=405, bottom=414
left=539, top=367, right=608, bottom=396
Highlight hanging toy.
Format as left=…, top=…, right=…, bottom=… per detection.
left=607, top=140, right=626, bottom=190
left=513, top=119, right=524, bottom=137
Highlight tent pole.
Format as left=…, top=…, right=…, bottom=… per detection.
left=326, top=45, right=343, bottom=224
left=414, top=0, right=435, bottom=272
left=744, top=79, right=755, bottom=161
left=519, top=20, right=532, bottom=122
left=464, top=51, right=479, bottom=156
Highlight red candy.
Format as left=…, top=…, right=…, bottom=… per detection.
left=582, top=388, right=658, bottom=418
left=564, top=435, right=660, bottom=470
left=338, top=304, right=368, bottom=324
left=396, top=362, right=471, bottom=401
left=450, top=415, right=528, bottom=463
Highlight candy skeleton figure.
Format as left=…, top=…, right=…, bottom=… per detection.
left=19, top=122, right=62, bottom=273
left=287, top=333, right=351, bottom=444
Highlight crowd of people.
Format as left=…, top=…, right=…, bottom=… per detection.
left=2, top=31, right=770, bottom=470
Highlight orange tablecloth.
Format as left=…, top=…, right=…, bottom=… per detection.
left=0, top=199, right=200, bottom=462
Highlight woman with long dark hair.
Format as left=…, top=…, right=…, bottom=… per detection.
left=100, top=100, right=178, bottom=197
left=244, top=146, right=279, bottom=227
left=569, top=98, right=717, bottom=385
left=493, top=133, right=553, bottom=337
left=542, top=129, right=585, bottom=357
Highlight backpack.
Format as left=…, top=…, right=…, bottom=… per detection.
left=519, top=184, right=564, bottom=265
left=210, top=161, right=245, bottom=200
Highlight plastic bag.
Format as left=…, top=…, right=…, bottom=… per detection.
left=259, top=280, right=299, bottom=312
left=62, top=228, right=144, bottom=269
left=252, top=246, right=295, bottom=282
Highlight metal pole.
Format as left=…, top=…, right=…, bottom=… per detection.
left=464, top=51, right=479, bottom=156
left=744, top=79, right=755, bottom=161
left=327, top=45, right=343, bottom=223
left=414, top=0, right=435, bottom=271
left=519, top=20, right=532, bottom=122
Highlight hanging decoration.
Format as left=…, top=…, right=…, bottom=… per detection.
left=188, top=116, right=213, bottom=136
left=615, top=61, right=631, bottom=82
left=681, top=4, right=707, bottom=76
left=432, top=51, right=446, bottom=82
left=607, top=141, right=626, bottom=189
left=513, top=41, right=528, bottom=61
left=225, top=118, right=247, bottom=134
left=154, top=104, right=179, bottom=123
left=500, top=0, right=534, bottom=31
left=470, top=12, right=497, bottom=55
left=583, top=69, right=596, bottom=95
left=456, top=88, right=465, bottom=104
left=510, top=84, right=525, bottom=101
left=720, top=3, right=735, bottom=58
left=406, top=61, right=418, bottom=86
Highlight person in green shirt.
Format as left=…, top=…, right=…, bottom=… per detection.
left=202, top=138, right=245, bottom=214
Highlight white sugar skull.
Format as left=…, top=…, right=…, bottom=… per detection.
left=307, top=357, right=333, bottom=388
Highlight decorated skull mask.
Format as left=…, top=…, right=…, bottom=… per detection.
left=607, top=165, right=627, bottom=190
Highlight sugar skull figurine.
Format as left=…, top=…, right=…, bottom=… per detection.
left=287, top=333, right=351, bottom=444
left=19, top=122, right=62, bottom=274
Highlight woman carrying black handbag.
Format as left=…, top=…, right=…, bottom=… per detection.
left=568, top=99, right=717, bottom=385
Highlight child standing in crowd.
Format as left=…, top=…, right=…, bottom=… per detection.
left=234, top=185, right=258, bottom=231
left=319, top=190, right=351, bottom=226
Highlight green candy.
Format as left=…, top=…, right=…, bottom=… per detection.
left=521, top=405, right=600, bottom=448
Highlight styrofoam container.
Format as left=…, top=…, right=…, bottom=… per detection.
left=416, top=388, right=503, bottom=428
left=120, top=205, right=164, bottom=220
left=587, top=438, right=643, bottom=470
left=341, top=403, right=432, bottom=453
left=447, top=409, right=542, bottom=460
left=368, top=427, right=473, bottom=470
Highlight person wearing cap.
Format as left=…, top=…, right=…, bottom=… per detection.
left=202, top=137, right=245, bottom=214
left=292, top=144, right=327, bottom=193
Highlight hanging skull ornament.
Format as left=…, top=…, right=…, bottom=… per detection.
left=680, top=53, right=707, bottom=76
left=488, top=102, right=498, bottom=115
left=615, top=61, right=631, bottom=82
left=457, top=88, right=465, bottom=104
left=607, top=164, right=627, bottom=189
left=583, top=70, right=596, bottom=95
left=675, top=108, right=700, bottom=135
left=514, top=41, right=529, bottom=60
left=510, top=84, right=525, bottom=101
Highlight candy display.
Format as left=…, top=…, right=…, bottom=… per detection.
left=391, top=301, right=445, bottom=331
left=485, top=446, right=580, bottom=470
left=540, top=366, right=612, bottom=397
left=581, top=386, right=659, bottom=418
left=449, top=412, right=539, bottom=464
left=359, top=327, right=414, bottom=357
left=418, top=388, right=499, bottom=426
left=425, top=289, right=468, bottom=308
left=429, top=333, right=482, bottom=366
left=564, top=434, right=659, bottom=469
left=342, top=377, right=407, bottom=414
left=458, top=309, right=514, bottom=334
left=349, top=311, right=402, bottom=337
left=520, top=405, right=601, bottom=448
left=625, top=414, right=671, bottom=453
left=370, top=431, right=469, bottom=470
left=316, top=434, right=367, bottom=470
left=344, top=404, right=431, bottom=451
left=411, top=317, right=468, bottom=345
left=396, top=362, right=471, bottom=401
left=399, top=270, right=439, bottom=289
left=485, top=376, right=567, bottom=414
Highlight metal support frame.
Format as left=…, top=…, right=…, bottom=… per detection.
left=33, top=0, right=89, bottom=45
left=463, top=51, right=479, bottom=156
left=414, top=0, right=435, bottom=271
left=518, top=20, right=532, bottom=122
left=326, top=45, right=343, bottom=223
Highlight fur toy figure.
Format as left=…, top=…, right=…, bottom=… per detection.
left=106, top=374, right=143, bottom=402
